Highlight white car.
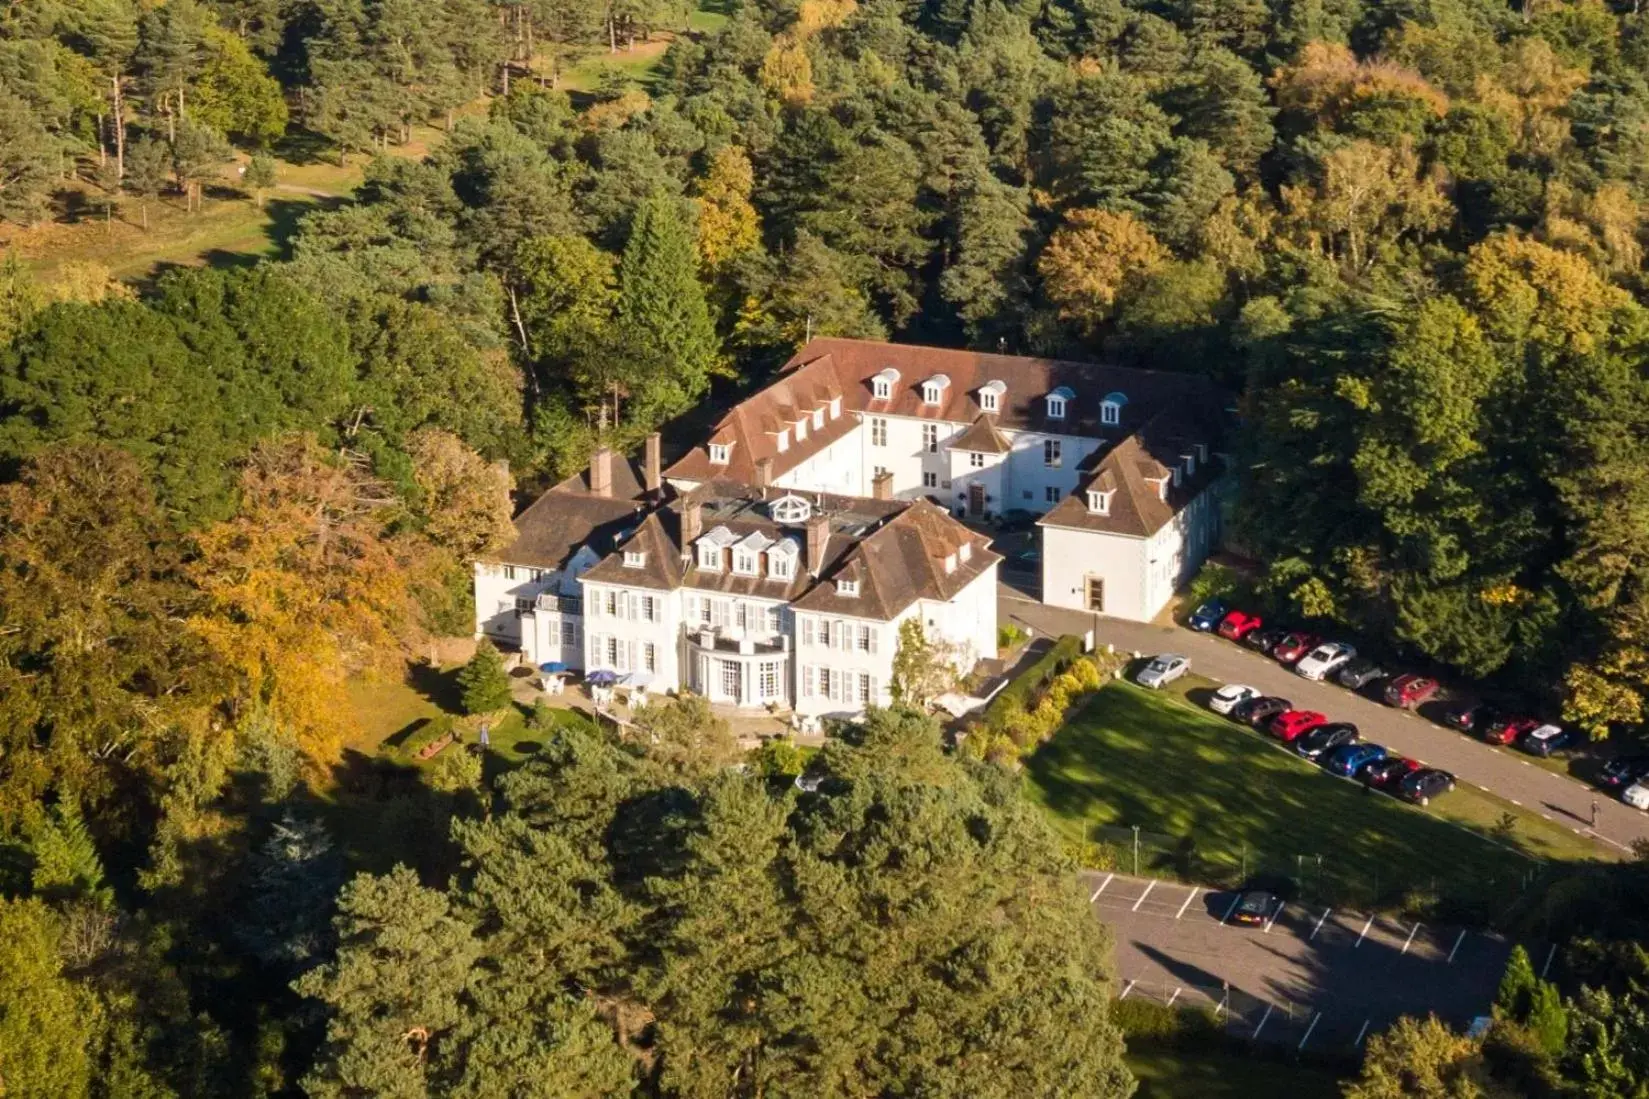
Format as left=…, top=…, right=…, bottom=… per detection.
left=1137, top=654, right=1189, bottom=689
left=1624, top=781, right=1649, bottom=811
left=1295, top=642, right=1356, bottom=681
left=1209, top=684, right=1260, bottom=716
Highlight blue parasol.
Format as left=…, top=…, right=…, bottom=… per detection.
left=538, top=661, right=568, bottom=674
left=586, top=669, right=618, bottom=686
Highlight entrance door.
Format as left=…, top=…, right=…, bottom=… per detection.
left=1085, top=576, right=1105, bottom=612
left=967, top=482, right=985, bottom=518
left=718, top=659, right=743, bottom=704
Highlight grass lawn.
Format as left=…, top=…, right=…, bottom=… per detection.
left=1126, top=1047, right=1346, bottom=1099
left=1026, top=676, right=1603, bottom=917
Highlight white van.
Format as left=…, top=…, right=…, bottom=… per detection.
left=1623, top=781, right=1649, bottom=811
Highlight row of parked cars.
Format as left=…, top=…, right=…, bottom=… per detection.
left=1189, top=600, right=1585, bottom=761
left=1204, top=681, right=1458, bottom=806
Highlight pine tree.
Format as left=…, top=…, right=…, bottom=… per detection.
left=616, top=192, right=723, bottom=426
left=30, top=800, right=113, bottom=909
left=238, top=812, right=344, bottom=971
left=456, top=639, right=513, bottom=715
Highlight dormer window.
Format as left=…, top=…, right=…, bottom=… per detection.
left=871, top=367, right=900, bottom=400
left=733, top=548, right=759, bottom=576
left=959, top=542, right=972, bottom=562
left=1196, top=442, right=1208, bottom=464
left=944, top=552, right=957, bottom=574
left=979, top=379, right=1005, bottom=413
left=829, top=396, right=842, bottom=419
left=767, top=539, right=799, bottom=580
left=921, top=374, right=950, bottom=406
left=623, top=550, right=646, bottom=568
left=837, top=579, right=859, bottom=597
left=777, top=429, right=790, bottom=453
left=1171, top=465, right=1182, bottom=488
left=698, top=544, right=722, bottom=571
left=1100, top=390, right=1128, bottom=427
left=709, top=443, right=731, bottom=464
left=795, top=418, right=808, bottom=441
left=1181, top=452, right=1196, bottom=477
left=1087, top=490, right=1113, bottom=515
left=1046, top=386, right=1073, bottom=420
left=812, top=407, right=824, bottom=429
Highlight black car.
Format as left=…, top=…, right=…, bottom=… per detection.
left=1228, top=889, right=1279, bottom=927
left=1335, top=658, right=1387, bottom=690
left=1444, top=701, right=1501, bottom=734
left=1600, top=755, right=1649, bottom=791
left=995, top=509, right=1037, bottom=532
left=1365, top=756, right=1420, bottom=790
left=1398, top=768, right=1457, bottom=806
left=1243, top=696, right=1293, bottom=728
left=1245, top=627, right=1291, bottom=655
left=1296, top=722, right=1359, bottom=761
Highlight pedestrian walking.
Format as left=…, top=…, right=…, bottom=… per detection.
left=1591, top=799, right=1600, bottom=828
left=479, top=721, right=491, bottom=751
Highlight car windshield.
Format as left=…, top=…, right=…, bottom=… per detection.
left=1238, top=893, right=1270, bottom=913
left=1196, top=603, right=1220, bottom=616
left=1148, top=659, right=1169, bottom=672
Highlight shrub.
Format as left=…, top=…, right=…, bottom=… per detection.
left=1110, top=998, right=1220, bottom=1046
left=751, top=737, right=807, bottom=780
left=1185, top=560, right=1256, bottom=610
left=401, top=715, right=455, bottom=759
left=997, top=623, right=1028, bottom=650
left=457, top=640, right=513, bottom=714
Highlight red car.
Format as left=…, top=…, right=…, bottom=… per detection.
left=1365, top=755, right=1423, bottom=790
left=1272, top=632, right=1319, bottom=665
left=1482, top=716, right=1540, bottom=746
left=1270, top=709, right=1328, bottom=742
left=1384, top=674, right=1439, bottom=709
left=1218, top=610, right=1263, bottom=641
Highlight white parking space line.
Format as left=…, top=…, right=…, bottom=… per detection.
left=1175, top=887, right=1199, bottom=919
left=1251, top=1003, right=1275, bottom=1040
left=1132, top=880, right=1157, bottom=912
left=1298, top=1012, right=1322, bottom=1051
left=1355, top=915, right=1375, bottom=947
left=1089, top=874, right=1114, bottom=903
left=1264, top=902, right=1285, bottom=933
left=1448, top=929, right=1467, bottom=964
left=1401, top=922, right=1422, bottom=955
left=1120, top=979, right=1137, bottom=1000
left=1354, top=1019, right=1371, bottom=1046
left=1541, top=943, right=1557, bottom=979
left=1220, top=893, right=1242, bottom=924
left=1310, top=908, right=1331, bottom=940
left=1167, top=987, right=1182, bottom=1007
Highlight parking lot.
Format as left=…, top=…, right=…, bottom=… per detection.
left=1085, top=870, right=1532, bottom=1050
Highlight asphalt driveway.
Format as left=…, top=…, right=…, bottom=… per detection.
left=999, top=588, right=1646, bottom=854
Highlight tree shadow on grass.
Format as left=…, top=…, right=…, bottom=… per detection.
left=408, top=660, right=464, bottom=712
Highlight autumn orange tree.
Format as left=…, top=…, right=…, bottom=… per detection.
left=187, top=436, right=419, bottom=765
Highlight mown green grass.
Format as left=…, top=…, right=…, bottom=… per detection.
left=1025, top=677, right=1601, bottom=915
left=1127, top=1047, right=1346, bottom=1099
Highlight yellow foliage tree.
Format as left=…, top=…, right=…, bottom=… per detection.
left=692, top=145, right=761, bottom=272
left=795, top=0, right=858, bottom=37
left=1281, top=139, right=1449, bottom=272
left=761, top=35, right=815, bottom=105
left=1472, top=38, right=1587, bottom=159
left=1036, top=208, right=1168, bottom=333
left=1464, top=232, right=1629, bottom=356
left=407, top=427, right=514, bottom=564
left=1270, top=41, right=1449, bottom=126
left=187, top=437, right=417, bottom=764
left=1344, top=1015, right=1507, bottom=1099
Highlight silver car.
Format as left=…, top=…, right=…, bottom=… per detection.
left=1137, top=654, right=1190, bottom=689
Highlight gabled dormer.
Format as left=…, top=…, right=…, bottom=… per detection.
left=1046, top=385, right=1074, bottom=421
left=978, top=379, right=1006, bottom=414
left=708, top=438, right=733, bottom=465
left=1086, top=489, right=1114, bottom=515
left=871, top=367, right=900, bottom=401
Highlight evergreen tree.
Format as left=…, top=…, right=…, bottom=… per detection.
left=30, top=799, right=113, bottom=908
left=456, top=639, right=513, bottom=715
left=238, top=812, right=345, bottom=972
left=616, top=192, right=723, bottom=427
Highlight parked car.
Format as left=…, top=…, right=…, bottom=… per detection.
left=1444, top=701, right=1501, bottom=734
left=1209, top=683, right=1261, bottom=716
left=1384, top=674, right=1440, bottom=709
left=1482, top=716, right=1540, bottom=746
left=1243, top=696, right=1293, bottom=728
left=1624, top=781, right=1649, bottom=811
left=1270, top=709, right=1329, bottom=742
left=1600, top=756, right=1649, bottom=793
left=1521, top=724, right=1582, bottom=757
left=1335, top=658, right=1388, bottom=690
left=1398, top=768, right=1457, bottom=806
left=1324, top=742, right=1387, bottom=777
left=995, top=509, right=1037, bottom=532
left=1296, top=723, right=1360, bottom=760
left=1366, top=755, right=1422, bottom=790
left=1136, top=654, right=1190, bottom=689
left=1244, top=626, right=1291, bottom=655
left=1188, top=599, right=1228, bottom=631
left=1228, top=889, right=1279, bottom=927
left=1295, top=642, right=1357, bottom=681
left=1218, top=610, right=1263, bottom=641
left=1272, top=632, right=1319, bottom=665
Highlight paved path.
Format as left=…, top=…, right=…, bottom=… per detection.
left=999, top=587, right=1648, bottom=853
left=1086, top=870, right=1525, bottom=1049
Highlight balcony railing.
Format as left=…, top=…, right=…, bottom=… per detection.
left=687, top=628, right=790, bottom=656
left=534, top=593, right=584, bottom=615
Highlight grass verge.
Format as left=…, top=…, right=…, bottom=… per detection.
left=1126, top=1046, right=1346, bottom=1099
left=1026, top=676, right=1603, bottom=920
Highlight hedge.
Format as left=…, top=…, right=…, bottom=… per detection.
left=1111, top=997, right=1221, bottom=1047
left=983, top=635, right=1084, bottom=728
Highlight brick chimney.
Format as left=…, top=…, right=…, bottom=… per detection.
left=871, top=469, right=894, bottom=501
left=755, top=457, right=774, bottom=491
left=805, top=514, right=829, bottom=577
left=680, top=497, right=703, bottom=547
left=644, top=432, right=662, bottom=496
left=589, top=446, right=613, bottom=498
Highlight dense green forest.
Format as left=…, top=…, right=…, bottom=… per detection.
left=4, top=0, right=1649, bottom=1094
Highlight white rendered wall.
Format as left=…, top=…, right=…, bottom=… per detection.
left=580, top=580, right=687, bottom=690
left=1040, top=524, right=1150, bottom=621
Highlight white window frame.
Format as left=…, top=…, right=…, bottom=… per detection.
left=922, top=383, right=941, bottom=405
left=838, top=579, right=859, bottom=598
left=812, top=408, right=824, bottom=429
left=777, top=429, right=790, bottom=453
left=769, top=553, right=794, bottom=581
left=1045, top=486, right=1061, bottom=504
left=1047, top=396, right=1066, bottom=419
left=795, top=417, right=808, bottom=441
left=623, top=551, right=646, bottom=569
left=1044, top=439, right=1061, bottom=468
left=698, top=544, right=722, bottom=572
left=922, top=471, right=938, bottom=488
left=980, top=389, right=999, bottom=413
left=1088, top=491, right=1111, bottom=515
left=1101, top=401, right=1120, bottom=426
left=923, top=424, right=938, bottom=453
left=871, top=418, right=888, bottom=447
left=872, top=379, right=891, bottom=399
left=969, top=452, right=984, bottom=469
left=709, top=443, right=730, bottom=464
left=733, top=549, right=759, bottom=576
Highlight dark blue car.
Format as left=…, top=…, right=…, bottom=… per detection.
left=1188, top=599, right=1228, bottom=631
left=1325, top=742, right=1386, bottom=777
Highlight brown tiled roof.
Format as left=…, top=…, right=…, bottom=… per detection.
left=495, top=454, right=650, bottom=570
left=949, top=414, right=1013, bottom=455
left=792, top=500, right=1001, bottom=619
left=665, top=338, right=1228, bottom=485
left=1039, top=412, right=1223, bottom=538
